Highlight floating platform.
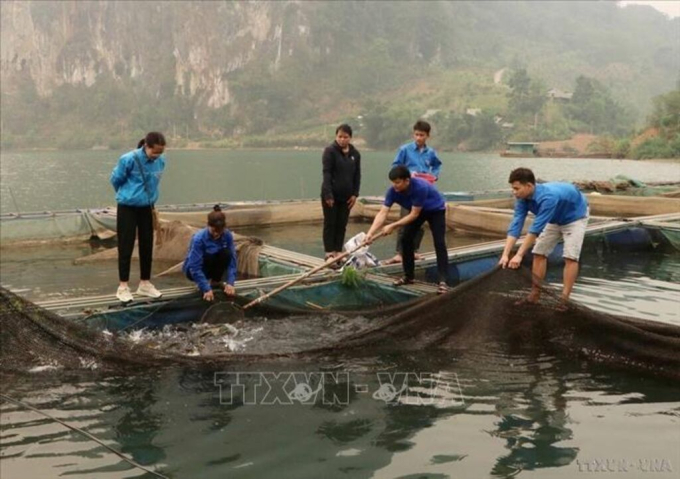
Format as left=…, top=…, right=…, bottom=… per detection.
left=30, top=212, right=679, bottom=329
left=3, top=191, right=678, bottom=330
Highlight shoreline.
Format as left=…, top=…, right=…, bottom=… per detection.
left=1, top=146, right=679, bottom=162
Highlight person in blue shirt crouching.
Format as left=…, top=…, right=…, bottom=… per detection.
left=183, top=206, right=237, bottom=301
left=366, top=166, right=449, bottom=294
left=499, top=167, right=589, bottom=308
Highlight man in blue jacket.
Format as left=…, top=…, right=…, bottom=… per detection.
left=385, top=120, right=442, bottom=265
left=499, top=167, right=589, bottom=307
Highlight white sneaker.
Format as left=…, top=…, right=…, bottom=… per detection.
left=116, top=286, right=134, bottom=303
left=136, top=282, right=162, bottom=299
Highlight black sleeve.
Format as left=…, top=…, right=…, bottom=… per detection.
left=353, top=149, right=361, bottom=197
left=321, top=147, right=334, bottom=200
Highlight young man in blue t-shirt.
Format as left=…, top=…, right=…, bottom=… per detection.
left=384, top=120, right=442, bottom=265
left=366, top=166, right=449, bottom=294
left=499, top=167, right=589, bottom=307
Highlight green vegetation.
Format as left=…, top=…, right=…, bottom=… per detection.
left=358, top=69, right=638, bottom=152
left=631, top=87, right=680, bottom=159
left=0, top=1, right=677, bottom=150
left=341, top=266, right=366, bottom=289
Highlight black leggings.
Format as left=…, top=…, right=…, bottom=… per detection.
left=186, top=249, right=231, bottom=284
left=117, top=204, right=154, bottom=282
left=402, top=209, right=448, bottom=283
left=322, top=199, right=351, bottom=253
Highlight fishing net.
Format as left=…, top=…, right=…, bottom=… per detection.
left=330, top=267, right=680, bottom=380
left=1, top=267, right=679, bottom=379
left=0, top=287, right=181, bottom=373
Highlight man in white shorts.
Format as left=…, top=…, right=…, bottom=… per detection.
left=499, top=167, right=589, bottom=307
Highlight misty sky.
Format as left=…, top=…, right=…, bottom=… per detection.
left=618, top=0, right=680, bottom=18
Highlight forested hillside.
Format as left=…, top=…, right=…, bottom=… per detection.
left=1, top=1, right=677, bottom=150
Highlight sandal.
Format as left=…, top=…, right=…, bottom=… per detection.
left=393, top=277, right=414, bottom=287
left=437, top=282, right=449, bottom=295
left=324, top=255, right=340, bottom=270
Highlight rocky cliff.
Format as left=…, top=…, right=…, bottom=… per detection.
left=1, top=1, right=677, bottom=148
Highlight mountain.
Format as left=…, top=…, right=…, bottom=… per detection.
left=1, top=0, right=677, bottom=149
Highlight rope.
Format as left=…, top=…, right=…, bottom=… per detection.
left=0, top=393, right=170, bottom=479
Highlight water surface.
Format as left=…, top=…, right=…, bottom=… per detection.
left=1, top=150, right=679, bottom=478
left=1, top=149, right=678, bottom=214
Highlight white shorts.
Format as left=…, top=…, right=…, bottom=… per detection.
left=532, top=215, right=589, bottom=261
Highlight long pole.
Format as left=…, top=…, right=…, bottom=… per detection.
left=243, top=232, right=384, bottom=310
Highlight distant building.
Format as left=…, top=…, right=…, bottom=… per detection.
left=493, top=115, right=514, bottom=129
left=547, top=88, right=573, bottom=101
left=501, top=141, right=539, bottom=157
left=422, top=109, right=440, bottom=119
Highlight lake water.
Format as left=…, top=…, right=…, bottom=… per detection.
left=1, top=150, right=679, bottom=478
left=1, top=149, right=679, bottom=214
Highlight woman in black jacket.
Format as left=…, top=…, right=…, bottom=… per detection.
left=320, top=124, right=361, bottom=263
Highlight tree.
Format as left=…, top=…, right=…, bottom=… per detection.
left=467, top=112, right=502, bottom=150
left=507, top=68, right=546, bottom=125
left=568, top=76, right=634, bottom=136
left=434, top=111, right=472, bottom=149
left=648, top=88, right=680, bottom=138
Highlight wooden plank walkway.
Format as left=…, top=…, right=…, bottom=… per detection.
left=36, top=212, right=679, bottom=317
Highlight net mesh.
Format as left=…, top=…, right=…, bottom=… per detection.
left=1, top=267, right=679, bottom=379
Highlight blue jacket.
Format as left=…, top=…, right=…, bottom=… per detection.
left=110, top=148, right=165, bottom=206
left=182, top=228, right=238, bottom=293
left=508, top=183, right=589, bottom=238
left=391, top=142, right=442, bottom=178
left=384, top=177, right=446, bottom=212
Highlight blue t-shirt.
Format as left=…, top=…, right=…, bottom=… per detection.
left=391, top=141, right=442, bottom=178
left=384, top=177, right=446, bottom=212
left=507, top=182, right=589, bottom=238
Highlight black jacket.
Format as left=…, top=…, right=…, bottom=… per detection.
left=321, top=142, right=361, bottom=202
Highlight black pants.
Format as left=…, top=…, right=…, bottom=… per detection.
left=186, top=250, right=231, bottom=284
left=396, top=206, right=424, bottom=254
left=402, top=209, right=448, bottom=283
left=117, top=204, right=154, bottom=282
left=322, top=199, right=351, bottom=253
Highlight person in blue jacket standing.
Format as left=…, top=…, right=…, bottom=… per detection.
left=183, top=206, right=237, bottom=302
left=110, top=132, right=166, bottom=303
left=499, top=167, right=589, bottom=308
left=385, top=120, right=442, bottom=265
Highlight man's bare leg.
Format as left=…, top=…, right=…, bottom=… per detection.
left=528, top=254, right=548, bottom=303
left=384, top=253, right=403, bottom=265
left=562, top=258, right=579, bottom=301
